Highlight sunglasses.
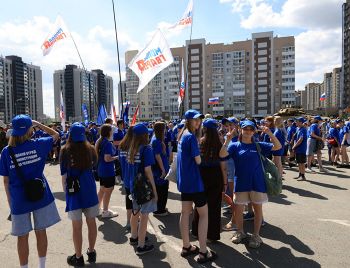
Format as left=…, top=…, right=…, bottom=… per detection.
left=242, top=127, right=255, bottom=131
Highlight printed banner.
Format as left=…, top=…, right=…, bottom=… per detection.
left=82, top=104, right=89, bottom=125
left=60, top=92, right=65, bottom=131
left=128, top=29, right=174, bottom=93
left=178, top=59, right=185, bottom=109
left=169, top=0, right=193, bottom=31
left=41, top=15, right=70, bottom=56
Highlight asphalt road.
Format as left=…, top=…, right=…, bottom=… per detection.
left=1, top=153, right=350, bottom=268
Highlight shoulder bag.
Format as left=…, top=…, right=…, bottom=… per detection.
left=255, top=143, right=282, bottom=197
left=8, top=146, right=45, bottom=202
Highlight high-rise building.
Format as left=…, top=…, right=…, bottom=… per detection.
left=303, top=83, right=323, bottom=112
left=0, top=55, right=43, bottom=123
left=125, top=31, right=295, bottom=120
left=343, top=0, right=350, bottom=108
left=54, top=65, right=113, bottom=122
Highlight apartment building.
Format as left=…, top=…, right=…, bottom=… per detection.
left=54, top=65, right=113, bottom=122
left=125, top=31, right=295, bottom=120
left=0, top=55, right=43, bottom=123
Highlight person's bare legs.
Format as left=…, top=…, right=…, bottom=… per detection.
left=341, top=146, right=349, bottom=164
left=102, top=187, right=114, bottom=211
left=126, top=209, right=132, bottom=226
left=130, top=211, right=140, bottom=239
left=86, top=218, right=97, bottom=252
left=235, top=204, right=245, bottom=232
left=252, top=204, right=263, bottom=235
left=35, top=229, right=48, bottom=257
left=180, top=201, right=193, bottom=249
left=72, top=220, right=83, bottom=258
left=137, top=213, right=149, bottom=247
left=273, top=155, right=283, bottom=176
left=196, top=204, right=208, bottom=253
left=98, top=187, right=105, bottom=209
left=17, top=233, right=29, bottom=266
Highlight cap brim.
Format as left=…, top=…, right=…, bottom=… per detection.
left=11, top=128, right=29, bottom=137
left=193, top=114, right=204, bottom=119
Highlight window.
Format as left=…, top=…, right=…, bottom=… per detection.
left=258, top=49, right=267, bottom=56
left=258, top=42, right=267, bottom=48
left=191, top=55, right=199, bottom=61
left=191, top=62, right=199, bottom=68
left=191, top=48, right=199, bottom=54
left=258, top=57, right=267, bottom=63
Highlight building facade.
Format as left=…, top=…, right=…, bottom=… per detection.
left=125, top=32, right=295, bottom=120
left=343, top=0, right=350, bottom=108
left=0, top=55, right=43, bottom=123
left=54, top=65, right=113, bottom=122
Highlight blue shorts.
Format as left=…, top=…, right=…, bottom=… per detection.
left=11, top=201, right=61, bottom=237
left=132, top=199, right=157, bottom=214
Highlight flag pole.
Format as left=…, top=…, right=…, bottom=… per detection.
left=112, top=0, right=124, bottom=118
left=70, top=34, right=98, bottom=121
left=181, top=7, right=194, bottom=118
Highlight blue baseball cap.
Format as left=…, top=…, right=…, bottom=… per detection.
left=241, top=120, right=256, bottom=130
left=69, top=123, right=86, bottom=142
left=314, top=115, right=323, bottom=121
left=335, top=119, right=342, bottom=123
left=228, top=117, right=238, bottom=124
left=296, top=117, right=306, bottom=123
left=133, top=123, right=149, bottom=135
left=287, top=118, right=295, bottom=122
left=11, top=115, right=33, bottom=137
left=203, top=119, right=218, bottom=129
left=184, top=109, right=204, bottom=120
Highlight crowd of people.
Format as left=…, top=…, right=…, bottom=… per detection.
left=1, top=111, right=349, bottom=267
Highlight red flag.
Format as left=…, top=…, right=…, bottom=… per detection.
left=131, top=105, right=139, bottom=126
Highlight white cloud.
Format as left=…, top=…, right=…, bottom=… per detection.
left=220, top=0, right=343, bottom=93
left=0, top=16, right=139, bottom=118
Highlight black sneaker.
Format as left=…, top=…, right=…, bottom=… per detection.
left=86, top=249, right=96, bottom=263
left=129, top=236, right=149, bottom=245
left=67, top=254, right=85, bottom=267
left=136, top=244, right=154, bottom=255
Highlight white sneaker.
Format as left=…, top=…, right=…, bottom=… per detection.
left=306, top=168, right=316, bottom=173
left=101, top=210, right=118, bottom=219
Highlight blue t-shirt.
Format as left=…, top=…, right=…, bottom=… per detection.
left=90, top=128, right=99, bottom=144
left=60, top=162, right=98, bottom=212
left=295, top=127, right=307, bottom=154
left=176, top=131, right=204, bottom=193
left=97, top=138, right=116, bottom=178
left=329, top=128, right=340, bottom=142
left=339, top=126, right=349, bottom=144
left=308, top=123, right=320, bottom=139
left=150, top=136, right=170, bottom=185
left=287, top=125, right=297, bottom=142
left=118, top=149, right=129, bottom=188
left=273, top=128, right=285, bottom=156
left=127, top=145, right=155, bottom=192
left=0, top=137, right=55, bottom=215
left=172, top=127, right=179, bottom=142
left=227, top=141, right=273, bottom=193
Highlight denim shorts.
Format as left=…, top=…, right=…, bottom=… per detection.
left=226, top=158, right=235, bottom=183
left=68, top=204, right=99, bottom=221
left=132, top=199, right=157, bottom=214
left=306, top=138, right=317, bottom=156
left=11, top=201, right=61, bottom=237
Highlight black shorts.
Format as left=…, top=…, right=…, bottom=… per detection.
left=114, top=159, right=122, bottom=177
left=283, top=146, right=289, bottom=156
left=171, top=141, right=178, bottom=153
left=296, top=153, right=306, bottom=164
left=125, top=188, right=133, bottom=210
left=99, top=176, right=115, bottom=188
left=181, top=192, right=206, bottom=208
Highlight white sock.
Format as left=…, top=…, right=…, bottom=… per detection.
left=20, top=265, right=28, bottom=268
left=39, top=256, right=46, bottom=268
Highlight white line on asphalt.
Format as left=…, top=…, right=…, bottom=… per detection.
left=111, top=205, right=182, bottom=252
left=318, top=219, right=350, bottom=227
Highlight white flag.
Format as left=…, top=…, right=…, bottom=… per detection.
left=169, top=0, right=193, bottom=31
left=178, top=59, right=185, bottom=108
left=41, top=16, right=70, bottom=56
left=129, top=29, right=174, bottom=93
left=59, top=92, right=66, bottom=132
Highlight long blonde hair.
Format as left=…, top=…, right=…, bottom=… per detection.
left=8, top=127, right=33, bottom=147
left=128, top=133, right=149, bottom=164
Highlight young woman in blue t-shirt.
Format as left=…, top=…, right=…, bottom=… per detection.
left=118, top=126, right=134, bottom=230
left=177, top=110, right=217, bottom=264
left=151, top=122, right=170, bottom=216
left=60, top=123, right=99, bottom=266
left=95, top=124, right=118, bottom=218
left=0, top=115, right=61, bottom=268
left=220, top=120, right=281, bottom=249
left=272, top=116, right=286, bottom=177
left=128, top=124, right=158, bottom=255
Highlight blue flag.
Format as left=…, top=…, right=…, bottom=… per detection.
left=82, top=104, right=89, bottom=125
left=123, top=103, right=129, bottom=123
left=97, top=104, right=108, bottom=125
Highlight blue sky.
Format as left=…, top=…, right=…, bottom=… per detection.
left=0, top=0, right=344, bottom=117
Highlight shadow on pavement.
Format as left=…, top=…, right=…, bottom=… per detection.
left=269, top=193, right=294, bottom=205
left=53, top=191, right=65, bottom=201
left=98, top=218, right=128, bottom=244
left=155, top=212, right=182, bottom=239
left=306, top=180, right=348, bottom=190
left=283, top=185, right=328, bottom=200
left=86, top=263, right=138, bottom=267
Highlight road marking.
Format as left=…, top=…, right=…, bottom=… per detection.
left=318, top=219, right=350, bottom=227
left=111, top=205, right=182, bottom=252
